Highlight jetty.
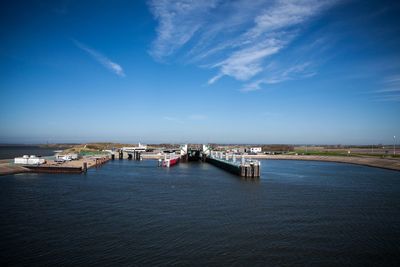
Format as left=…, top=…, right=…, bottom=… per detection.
left=24, top=156, right=110, bottom=173
left=205, top=151, right=261, bottom=178
left=0, top=156, right=110, bottom=176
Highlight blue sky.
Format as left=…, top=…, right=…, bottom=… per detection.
left=0, top=0, right=399, bottom=144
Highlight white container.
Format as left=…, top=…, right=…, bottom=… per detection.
left=27, top=158, right=45, bottom=165
left=14, top=157, right=28, bottom=164
left=14, top=156, right=45, bottom=165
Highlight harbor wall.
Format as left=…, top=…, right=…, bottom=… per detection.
left=206, top=157, right=241, bottom=176
left=205, top=157, right=260, bottom=178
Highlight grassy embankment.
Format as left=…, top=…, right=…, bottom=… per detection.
left=61, top=143, right=120, bottom=156
left=291, top=150, right=400, bottom=158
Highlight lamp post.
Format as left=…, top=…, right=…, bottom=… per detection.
left=394, top=136, right=396, bottom=156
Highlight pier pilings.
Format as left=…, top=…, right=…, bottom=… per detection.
left=206, top=156, right=260, bottom=178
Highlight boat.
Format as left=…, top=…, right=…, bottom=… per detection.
left=162, top=153, right=180, bottom=167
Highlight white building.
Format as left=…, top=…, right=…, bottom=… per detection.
left=122, top=143, right=147, bottom=152
left=55, top=153, right=78, bottom=161
left=250, top=147, right=262, bottom=153
left=14, top=155, right=46, bottom=165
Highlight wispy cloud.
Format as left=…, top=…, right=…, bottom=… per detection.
left=148, top=0, right=219, bottom=60
left=241, top=62, right=316, bottom=92
left=148, top=0, right=339, bottom=91
left=72, top=39, right=125, bottom=77
left=372, top=94, right=400, bottom=102
left=383, top=75, right=400, bottom=84
left=372, top=74, right=400, bottom=102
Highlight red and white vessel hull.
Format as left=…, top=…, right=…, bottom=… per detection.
left=162, top=155, right=180, bottom=167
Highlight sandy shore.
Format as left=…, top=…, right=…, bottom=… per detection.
left=241, top=154, right=400, bottom=171
left=0, top=163, right=30, bottom=175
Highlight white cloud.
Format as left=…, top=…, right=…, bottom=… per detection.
left=148, top=0, right=339, bottom=91
left=148, top=0, right=219, bottom=60
left=213, top=41, right=283, bottom=81
left=73, top=39, right=125, bottom=77
left=246, top=0, right=330, bottom=39
left=375, top=87, right=400, bottom=93
left=372, top=94, right=400, bottom=102
left=208, top=73, right=223, bottom=85
left=372, top=74, right=400, bottom=101
left=383, top=75, right=400, bottom=84
left=240, top=62, right=316, bottom=92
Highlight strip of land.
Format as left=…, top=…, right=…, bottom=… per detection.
left=0, top=163, right=30, bottom=175
left=242, top=154, right=400, bottom=171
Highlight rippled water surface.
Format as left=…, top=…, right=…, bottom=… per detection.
left=1, top=160, right=399, bottom=266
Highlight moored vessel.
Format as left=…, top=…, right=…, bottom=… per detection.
left=162, top=153, right=180, bottom=167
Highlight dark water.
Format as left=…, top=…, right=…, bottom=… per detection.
left=1, top=160, right=399, bottom=266
left=0, top=145, right=59, bottom=159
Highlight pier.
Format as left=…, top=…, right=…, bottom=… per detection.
left=24, top=156, right=111, bottom=173
left=0, top=156, right=111, bottom=175
left=112, top=147, right=144, bottom=160
left=205, top=152, right=261, bottom=178
left=177, top=145, right=261, bottom=178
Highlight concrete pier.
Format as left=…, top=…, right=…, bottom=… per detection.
left=13, top=156, right=110, bottom=174
left=206, top=156, right=260, bottom=178
left=239, top=161, right=260, bottom=178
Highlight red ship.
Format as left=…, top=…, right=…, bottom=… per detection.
left=162, top=153, right=180, bottom=167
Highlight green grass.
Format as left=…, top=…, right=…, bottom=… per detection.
left=294, top=150, right=400, bottom=158
left=78, top=150, right=109, bottom=156
left=293, top=150, right=348, bottom=156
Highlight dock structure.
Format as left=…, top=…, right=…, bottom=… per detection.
left=120, top=144, right=146, bottom=161
left=205, top=151, right=261, bottom=178
left=176, top=144, right=261, bottom=178
left=21, top=156, right=110, bottom=174
left=179, top=144, right=203, bottom=162
left=126, top=151, right=141, bottom=160
left=24, top=165, right=84, bottom=173
left=180, top=144, right=189, bottom=162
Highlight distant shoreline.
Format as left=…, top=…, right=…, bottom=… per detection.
left=241, top=154, right=400, bottom=172
left=113, top=153, right=400, bottom=172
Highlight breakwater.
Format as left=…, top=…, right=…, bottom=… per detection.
left=0, top=156, right=111, bottom=175
left=206, top=155, right=260, bottom=178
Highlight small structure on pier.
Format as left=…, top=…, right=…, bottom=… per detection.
left=120, top=144, right=146, bottom=160
left=14, top=155, right=46, bottom=165
left=121, top=143, right=147, bottom=152
left=55, top=153, right=78, bottom=162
